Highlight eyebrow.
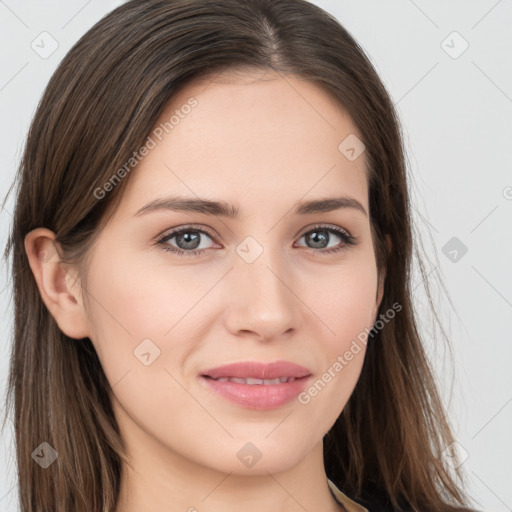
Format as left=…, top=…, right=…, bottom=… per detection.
left=134, top=195, right=368, bottom=218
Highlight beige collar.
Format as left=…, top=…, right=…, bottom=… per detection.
left=327, top=479, right=369, bottom=512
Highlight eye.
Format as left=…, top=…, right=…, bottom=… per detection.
left=295, top=224, right=357, bottom=255
left=156, top=226, right=218, bottom=257
left=156, top=223, right=357, bottom=258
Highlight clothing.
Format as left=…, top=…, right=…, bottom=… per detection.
left=328, top=479, right=369, bottom=512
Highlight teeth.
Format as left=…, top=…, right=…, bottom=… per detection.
left=245, top=377, right=264, bottom=385
left=212, top=376, right=298, bottom=385
left=231, top=377, right=249, bottom=384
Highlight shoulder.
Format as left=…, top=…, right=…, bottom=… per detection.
left=327, top=479, right=482, bottom=512
left=327, top=479, right=409, bottom=511
left=328, top=479, right=369, bottom=512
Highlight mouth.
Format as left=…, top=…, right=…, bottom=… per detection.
left=198, top=361, right=313, bottom=410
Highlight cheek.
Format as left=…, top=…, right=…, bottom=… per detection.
left=82, top=252, right=203, bottom=437
left=310, top=257, right=378, bottom=350
left=82, top=243, right=224, bottom=384
left=299, top=258, right=377, bottom=415
left=87, top=238, right=202, bottom=335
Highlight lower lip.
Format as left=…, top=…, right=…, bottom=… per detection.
left=199, top=375, right=311, bottom=410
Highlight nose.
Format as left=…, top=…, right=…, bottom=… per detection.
left=223, top=242, right=300, bottom=342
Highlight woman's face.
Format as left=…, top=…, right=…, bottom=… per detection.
left=75, top=69, right=384, bottom=475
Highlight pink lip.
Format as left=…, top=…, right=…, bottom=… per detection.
left=201, top=360, right=312, bottom=380
left=199, top=360, right=312, bottom=410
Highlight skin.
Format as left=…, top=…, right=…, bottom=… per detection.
left=25, top=68, right=386, bottom=512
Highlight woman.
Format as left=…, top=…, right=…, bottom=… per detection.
left=2, top=0, right=479, bottom=511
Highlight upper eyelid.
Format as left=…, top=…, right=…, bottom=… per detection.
left=158, top=225, right=217, bottom=242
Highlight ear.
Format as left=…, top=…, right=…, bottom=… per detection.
left=24, top=228, right=90, bottom=339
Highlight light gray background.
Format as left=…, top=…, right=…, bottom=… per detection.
left=1, top=1, right=511, bottom=511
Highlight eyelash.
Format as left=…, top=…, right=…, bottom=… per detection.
left=156, top=224, right=357, bottom=258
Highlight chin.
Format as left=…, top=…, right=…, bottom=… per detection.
left=195, top=436, right=312, bottom=476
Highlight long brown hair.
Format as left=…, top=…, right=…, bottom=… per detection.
left=2, top=1, right=478, bottom=511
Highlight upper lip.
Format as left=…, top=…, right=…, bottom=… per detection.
left=201, top=360, right=312, bottom=380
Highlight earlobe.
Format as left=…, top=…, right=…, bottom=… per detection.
left=24, top=228, right=90, bottom=339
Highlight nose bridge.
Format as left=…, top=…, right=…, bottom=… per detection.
left=228, top=232, right=298, bottom=337
left=236, top=233, right=289, bottom=300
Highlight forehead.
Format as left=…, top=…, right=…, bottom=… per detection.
left=117, top=68, right=368, bottom=216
